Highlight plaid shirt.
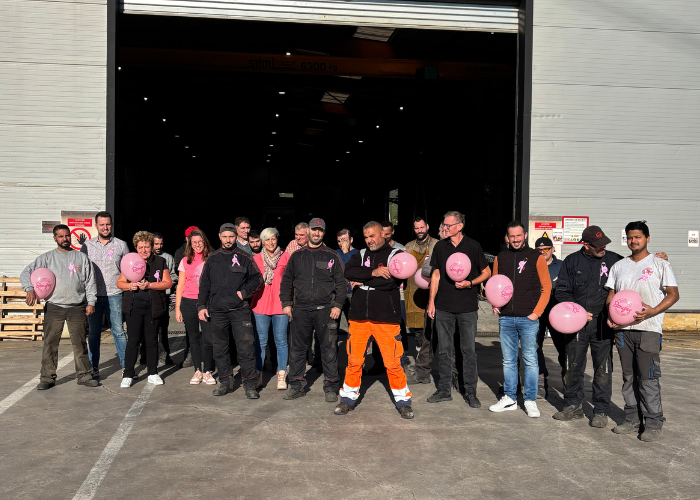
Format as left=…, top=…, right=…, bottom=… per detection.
left=285, top=239, right=306, bottom=255
left=81, top=236, right=129, bottom=296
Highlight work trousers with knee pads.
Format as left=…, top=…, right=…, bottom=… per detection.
left=211, top=308, right=257, bottom=388
left=288, top=307, right=340, bottom=393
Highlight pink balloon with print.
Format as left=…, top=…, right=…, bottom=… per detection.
left=549, top=302, right=588, bottom=334
left=413, top=269, right=430, bottom=290
left=485, top=275, right=514, bottom=307
left=30, top=268, right=56, bottom=300
left=388, top=253, right=418, bottom=279
left=194, top=262, right=205, bottom=286
left=120, top=253, right=146, bottom=282
left=446, top=253, right=472, bottom=282
left=609, top=290, right=643, bottom=326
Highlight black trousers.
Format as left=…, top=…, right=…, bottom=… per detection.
left=414, top=314, right=458, bottom=380
left=616, top=330, right=664, bottom=428
left=124, top=308, right=160, bottom=378
left=180, top=297, right=214, bottom=373
left=210, top=308, right=257, bottom=388
left=435, top=310, right=478, bottom=394
left=140, top=308, right=170, bottom=359
left=289, top=307, right=339, bottom=393
left=563, top=319, right=613, bottom=414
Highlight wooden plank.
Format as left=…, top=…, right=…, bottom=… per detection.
left=0, top=303, right=45, bottom=310
left=0, top=317, right=43, bottom=324
left=0, top=290, right=28, bottom=297
left=0, top=277, right=21, bottom=284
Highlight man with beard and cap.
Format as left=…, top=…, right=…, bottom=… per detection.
left=280, top=218, right=346, bottom=402
left=336, top=221, right=414, bottom=419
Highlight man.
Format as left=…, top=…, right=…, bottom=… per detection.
left=249, top=230, right=262, bottom=255
left=285, top=222, right=309, bottom=254
left=174, top=226, right=198, bottom=368
left=280, top=218, right=346, bottom=402
left=234, top=216, right=252, bottom=256
left=534, top=236, right=563, bottom=398
left=140, top=232, right=177, bottom=366
left=381, top=221, right=406, bottom=250
left=21, top=225, right=99, bottom=389
left=336, top=221, right=414, bottom=419
left=426, top=211, right=491, bottom=408
left=198, top=223, right=263, bottom=397
left=80, top=211, right=129, bottom=376
left=336, top=229, right=358, bottom=325
left=605, top=221, right=678, bottom=442
left=490, top=221, right=551, bottom=418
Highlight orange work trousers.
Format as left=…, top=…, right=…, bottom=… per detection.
left=339, top=320, right=412, bottom=408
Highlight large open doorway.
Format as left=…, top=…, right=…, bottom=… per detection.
left=115, top=14, right=516, bottom=254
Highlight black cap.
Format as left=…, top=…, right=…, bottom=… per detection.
left=581, top=225, right=611, bottom=247
left=535, top=236, right=554, bottom=248
left=309, top=218, right=326, bottom=230
left=219, top=223, right=236, bottom=233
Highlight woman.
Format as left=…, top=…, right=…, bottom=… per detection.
left=175, top=229, right=215, bottom=385
left=251, top=227, right=290, bottom=390
left=118, top=231, right=172, bottom=388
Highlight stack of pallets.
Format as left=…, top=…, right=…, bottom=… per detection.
left=0, top=277, right=44, bottom=340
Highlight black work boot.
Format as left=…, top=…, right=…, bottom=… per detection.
left=325, top=392, right=339, bottom=403
left=77, top=379, right=100, bottom=387
left=407, top=373, right=431, bottom=384
left=590, top=413, right=609, bottom=428
left=613, top=420, right=641, bottom=435
left=398, top=406, right=414, bottom=419
left=451, top=373, right=460, bottom=393
left=213, top=377, right=233, bottom=396
left=245, top=387, right=260, bottom=399
left=283, top=387, right=306, bottom=400
left=427, top=390, right=452, bottom=403
left=464, top=393, right=481, bottom=408
left=640, top=427, right=662, bottom=442
left=552, top=404, right=584, bottom=421
left=334, top=402, right=355, bottom=415
left=36, top=381, right=55, bottom=390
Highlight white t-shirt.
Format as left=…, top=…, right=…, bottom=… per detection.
left=605, top=254, right=678, bottom=334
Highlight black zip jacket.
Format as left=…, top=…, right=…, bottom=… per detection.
left=122, top=254, right=168, bottom=318
left=197, top=245, right=263, bottom=313
left=279, top=245, right=346, bottom=310
left=344, top=244, right=403, bottom=324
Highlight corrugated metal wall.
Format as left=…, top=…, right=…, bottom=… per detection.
left=0, top=0, right=107, bottom=277
left=529, top=0, right=700, bottom=310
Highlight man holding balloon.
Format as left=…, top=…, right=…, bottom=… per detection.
left=21, top=224, right=98, bottom=390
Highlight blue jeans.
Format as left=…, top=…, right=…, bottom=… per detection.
left=499, top=316, right=539, bottom=401
left=253, top=313, right=289, bottom=372
left=88, top=295, right=127, bottom=369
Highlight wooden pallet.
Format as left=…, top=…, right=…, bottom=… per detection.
left=0, top=277, right=44, bottom=340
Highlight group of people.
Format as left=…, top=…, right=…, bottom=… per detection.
left=20, top=210, right=678, bottom=440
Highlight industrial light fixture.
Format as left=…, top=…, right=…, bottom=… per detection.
left=272, top=131, right=276, bottom=134
left=118, top=67, right=122, bottom=70
left=175, top=135, right=179, bottom=138
left=321, top=91, right=350, bottom=104
left=376, top=125, right=380, bottom=129
left=267, top=160, right=270, bottom=163
left=268, top=154, right=271, bottom=157
left=192, top=156, right=196, bottom=158
left=185, top=146, right=189, bottom=149
left=286, top=52, right=291, bottom=56
left=353, top=27, right=395, bottom=42
left=275, top=114, right=279, bottom=117
left=162, top=118, right=166, bottom=122
left=143, top=97, right=148, bottom=101
left=358, top=140, right=363, bottom=143
left=399, top=107, right=404, bottom=111
left=346, top=151, right=350, bottom=154
left=270, top=144, right=274, bottom=147
left=279, top=91, right=286, bottom=95
left=279, top=193, right=294, bottom=198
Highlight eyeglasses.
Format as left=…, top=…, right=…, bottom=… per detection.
left=537, top=247, right=552, bottom=253
left=442, top=222, right=461, bottom=230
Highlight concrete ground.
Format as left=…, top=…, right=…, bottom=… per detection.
left=1, top=318, right=699, bottom=500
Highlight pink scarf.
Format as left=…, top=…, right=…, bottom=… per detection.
left=262, top=247, right=282, bottom=285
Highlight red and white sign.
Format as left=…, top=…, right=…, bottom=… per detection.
left=534, top=222, right=557, bottom=230
left=61, top=211, right=98, bottom=250
left=67, top=218, right=92, bottom=227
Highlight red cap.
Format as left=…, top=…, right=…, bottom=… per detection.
left=185, top=226, right=199, bottom=237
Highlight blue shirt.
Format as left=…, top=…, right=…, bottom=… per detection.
left=337, top=248, right=358, bottom=294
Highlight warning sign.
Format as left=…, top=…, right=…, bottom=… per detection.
left=562, top=216, right=589, bottom=244
left=528, top=216, right=563, bottom=259
left=61, top=211, right=98, bottom=250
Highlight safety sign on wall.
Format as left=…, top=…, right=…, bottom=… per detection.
left=562, top=216, right=589, bottom=244
left=689, top=230, right=699, bottom=248
left=61, top=211, right=98, bottom=250
left=528, top=216, right=562, bottom=258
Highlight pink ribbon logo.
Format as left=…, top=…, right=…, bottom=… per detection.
left=364, top=256, right=371, bottom=267
left=327, top=259, right=334, bottom=270
left=601, top=263, right=608, bottom=277
left=518, top=259, right=527, bottom=274
left=106, top=249, right=114, bottom=260
left=69, top=263, right=75, bottom=277
left=638, top=267, right=653, bottom=282
left=232, top=255, right=240, bottom=266
left=154, top=270, right=161, bottom=283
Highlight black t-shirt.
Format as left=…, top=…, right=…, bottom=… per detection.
left=431, top=235, right=488, bottom=313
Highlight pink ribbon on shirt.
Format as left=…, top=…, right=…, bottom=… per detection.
left=154, top=270, right=161, bottom=283
left=232, top=255, right=240, bottom=266
left=327, top=259, right=334, bottom=270
left=69, top=263, right=75, bottom=277
left=106, top=249, right=114, bottom=260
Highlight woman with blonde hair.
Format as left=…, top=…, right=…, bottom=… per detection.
left=118, top=231, right=171, bottom=388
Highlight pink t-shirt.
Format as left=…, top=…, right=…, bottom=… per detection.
left=178, top=252, right=205, bottom=299
left=251, top=251, right=290, bottom=316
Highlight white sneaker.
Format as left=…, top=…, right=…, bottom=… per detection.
left=489, top=395, right=518, bottom=412
left=147, top=374, right=164, bottom=386
left=120, top=377, right=133, bottom=389
left=524, top=400, right=540, bottom=418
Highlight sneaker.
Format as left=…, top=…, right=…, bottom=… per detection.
left=36, top=381, right=54, bottom=390
left=245, top=387, right=260, bottom=399
left=277, top=370, right=287, bottom=390
left=283, top=388, right=306, bottom=400
left=325, top=392, right=339, bottom=403
left=120, top=377, right=133, bottom=389
left=398, top=406, right=414, bottom=419
left=640, top=427, right=662, bottom=442
left=524, top=400, right=540, bottom=418
left=612, top=421, right=641, bottom=435
left=464, top=393, right=481, bottom=409
left=77, top=379, right=100, bottom=387
left=147, top=374, right=164, bottom=386
left=181, top=351, right=193, bottom=368
left=407, top=373, right=431, bottom=385
left=202, top=371, right=216, bottom=385
left=552, top=404, right=584, bottom=421
left=590, top=413, right=609, bottom=428
left=334, top=402, right=355, bottom=415
left=427, top=390, right=452, bottom=403
left=190, top=370, right=203, bottom=385
left=213, top=379, right=233, bottom=396
left=489, top=395, right=518, bottom=412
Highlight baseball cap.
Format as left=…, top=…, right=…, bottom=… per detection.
left=185, top=226, right=199, bottom=237
left=219, top=223, right=236, bottom=233
left=581, top=225, right=611, bottom=247
left=309, top=218, right=326, bottom=231
left=535, top=236, right=554, bottom=248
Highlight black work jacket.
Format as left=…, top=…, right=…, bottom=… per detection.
left=345, top=244, right=403, bottom=324
left=197, top=245, right=263, bottom=313
left=122, top=254, right=168, bottom=318
left=279, top=245, right=346, bottom=310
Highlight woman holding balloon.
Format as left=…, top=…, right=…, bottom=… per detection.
left=174, top=229, right=215, bottom=386
left=117, top=231, right=171, bottom=388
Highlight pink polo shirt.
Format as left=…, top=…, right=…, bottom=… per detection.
left=178, top=252, right=205, bottom=299
left=251, top=252, right=290, bottom=316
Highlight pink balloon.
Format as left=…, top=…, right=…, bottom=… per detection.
left=413, top=269, right=430, bottom=290
left=388, top=252, right=418, bottom=280
left=609, top=290, right=644, bottom=326
left=446, top=252, right=472, bottom=282
left=120, top=253, right=146, bottom=282
left=549, top=302, right=588, bottom=334
left=485, top=275, right=514, bottom=307
left=30, top=267, right=56, bottom=300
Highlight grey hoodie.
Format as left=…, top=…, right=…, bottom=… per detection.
left=20, top=248, right=97, bottom=307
